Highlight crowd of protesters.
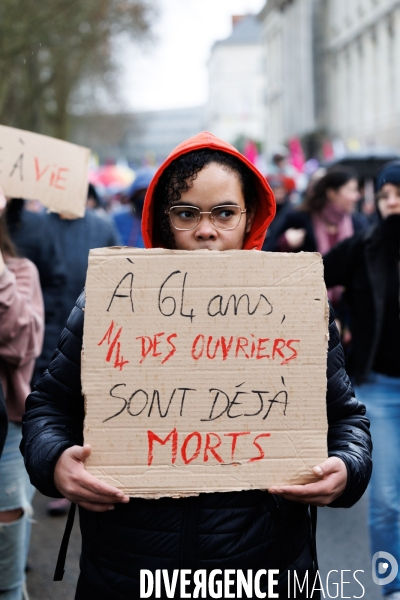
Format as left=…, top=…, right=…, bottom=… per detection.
left=262, top=154, right=400, bottom=599
left=0, top=131, right=398, bottom=599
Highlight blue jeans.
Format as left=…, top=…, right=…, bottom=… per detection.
left=355, top=372, right=400, bottom=597
left=0, top=422, right=35, bottom=599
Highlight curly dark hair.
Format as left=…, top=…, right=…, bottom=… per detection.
left=152, top=149, right=257, bottom=248
left=301, top=167, right=358, bottom=213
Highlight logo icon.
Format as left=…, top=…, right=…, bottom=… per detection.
left=372, top=552, right=398, bottom=586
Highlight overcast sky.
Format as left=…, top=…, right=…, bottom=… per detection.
left=117, top=0, right=266, bottom=112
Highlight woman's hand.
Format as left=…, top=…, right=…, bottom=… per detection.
left=54, top=444, right=130, bottom=512
left=269, top=456, right=347, bottom=506
left=284, top=228, right=307, bottom=249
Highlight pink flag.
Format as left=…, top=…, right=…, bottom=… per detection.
left=244, top=140, right=258, bottom=165
left=288, top=137, right=305, bottom=172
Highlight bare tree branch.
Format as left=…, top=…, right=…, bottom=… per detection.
left=0, top=0, right=157, bottom=139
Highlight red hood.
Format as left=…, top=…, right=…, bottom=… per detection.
left=142, top=131, right=276, bottom=250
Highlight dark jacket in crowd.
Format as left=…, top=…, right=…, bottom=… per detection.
left=324, top=215, right=400, bottom=384
left=21, top=131, right=372, bottom=600
left=42, top=211, right=120, bottom=327
left=6, top=200, right=66, bottom=381
left=262, top=199, right=293, bottom=251
left=272, top=209, right=369, bottom=252
left=0, top=379, right=7, bottom=458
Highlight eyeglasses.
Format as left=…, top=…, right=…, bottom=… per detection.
left=168, top=204, right=246, bottom=231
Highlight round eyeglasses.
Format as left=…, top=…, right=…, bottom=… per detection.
left=168, top=205, right=246, bottom=231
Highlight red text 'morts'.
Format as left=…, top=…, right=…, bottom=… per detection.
left=147, top=429, right=271, bottom=466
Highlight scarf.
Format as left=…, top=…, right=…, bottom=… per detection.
left=313, top=203, right=354, bottom=305
left=312, top=202, right=354, bottom=256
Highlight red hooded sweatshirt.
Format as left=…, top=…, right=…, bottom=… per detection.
left=142, top=132, right=276, bottom=250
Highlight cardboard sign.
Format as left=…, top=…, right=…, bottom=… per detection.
left=0, top=125, right=90, bottom=217
left=82, top=249, right=329, bottom=498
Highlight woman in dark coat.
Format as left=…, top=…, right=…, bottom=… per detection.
left=324, top=161, right=400, bottom=600
left=276, top=169, right=370, bottom=327
left=275, top=168, right=368, bottom=254
left=21, top=133, right=372, bottom=600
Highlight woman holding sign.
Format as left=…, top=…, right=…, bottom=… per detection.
left=21, top=133, right=371, bottom=599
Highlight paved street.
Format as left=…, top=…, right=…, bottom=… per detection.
left=27, top=491, right=381, bottom=599
left=27, top=493, right=80, bottom=600
left=317, top=491, right=381, bottom=599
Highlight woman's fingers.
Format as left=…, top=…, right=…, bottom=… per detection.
left=271, top=483, right=336, bottom=504
left=274, top=486, right=336, bottom=505
left=71, top=443, right=92, bottom=463
left=78, top=469, right=129, bottom=500
left=68, top=467, right=129, bottom=504
left=313, top=456, right=347, bottom=479
left=54, top=445, right=130, bottom=510
left=269, top=457, right=347, bottom=506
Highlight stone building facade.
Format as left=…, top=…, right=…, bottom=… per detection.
left=260, top=0, right=320, bottom=156
left=260, top=0, right=400, bottom=155
left=206, top=15, right=266, bottom=147
left=325, top=0, right=400, bottom=149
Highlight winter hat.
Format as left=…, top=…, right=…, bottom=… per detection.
left=126, top=167, right=157, bottom=199
left=375, top=160, right=400, bottom=192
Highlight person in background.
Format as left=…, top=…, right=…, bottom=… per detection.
left=324, top=161, right=400, bottom=600
left=113, top=167, right=156, bottom=247
left=0, top=381, right=7, bottom=460
left=42, top=201, right=120, bottom=329
left=262, top=174, right=295, bottom=251
left=274, top=168, right=370, bottom=329
left=21, top=133, right=371, bottom=599
left=87, top=183, right=109, bottom=220
left=270, top=151, right=287, bottom=174
left=0, top=190, right=10, bottom=458
left=275, top=168, right=368, bottom=254
left=0, top=187, right=44, bottom=599
left=268, top=147, right=294, bottom=176
left=40, top=197, right=120, bottom=517
left=0, top=189, right=9, bottom=461
left=301, top=167, right=327, bottom=207
left=6, top=198, right=66, bottom=383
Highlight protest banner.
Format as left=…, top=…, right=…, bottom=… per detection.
left=82, top=249, right=329, bottom=498
left=0, top=124, right=90, bottom=217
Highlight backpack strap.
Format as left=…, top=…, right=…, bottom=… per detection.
left=53, top=502, right=76, bottom=581
left=310, top=504, right=319, bottom=574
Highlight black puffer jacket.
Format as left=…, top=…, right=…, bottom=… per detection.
left=324, top=215, right=400, bottom=384
left=21, top=292, right=372, bottom=599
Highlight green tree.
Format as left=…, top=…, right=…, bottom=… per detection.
left=0, top=0, right=156, bottom=139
